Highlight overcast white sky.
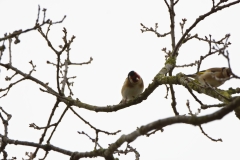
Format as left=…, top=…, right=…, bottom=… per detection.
left=0, top=0, right=240, bottom=160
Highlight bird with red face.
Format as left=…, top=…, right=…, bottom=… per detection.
left=120, top=71, right=144, bottom=103
left=186, top=67, right=232, bottom=87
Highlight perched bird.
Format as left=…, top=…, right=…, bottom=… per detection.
left=186, top=67, right=232, bottom=87
left=120, top=71, right=144, bottom=103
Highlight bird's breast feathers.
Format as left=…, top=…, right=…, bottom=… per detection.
left=121, top=77, right=144, bottom=100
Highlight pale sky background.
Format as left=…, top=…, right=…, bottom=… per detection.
left=0, top=0, right=240, bottom=160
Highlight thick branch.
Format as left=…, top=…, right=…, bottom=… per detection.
left=1, top=97, right=239, bottom=159
left=104, top=96, right=240, bottom=157
left=1, top=62, right=235, bottom=113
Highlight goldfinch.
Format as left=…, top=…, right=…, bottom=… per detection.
left=186, top=67, right=232, bottom=87
left=120, top=71, right=144, bottom=103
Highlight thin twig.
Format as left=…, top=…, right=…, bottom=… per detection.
left=186, top=100, right=222, bottom=142
left=29, top=123, right=57, bottom=130
left=201, top=103, right=225, bottom=109
left=77, top=131, right=103, bottom=149
left=70, top=107, right=121, bottom=135
left=66, top=57, right=93, bottom=66
left=8, top=38, right=12, bottom=64
left=140, top=23, right=170, bottom=37
left=172, top=0, right=240, bottom=57
left=32, top=100, right=60, bottom=158
left=47, top=105, right=71, bottom=143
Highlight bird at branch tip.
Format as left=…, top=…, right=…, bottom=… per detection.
left=120, top=71, right=144, bottom=104
left=186, top=67, right=232, bottom=88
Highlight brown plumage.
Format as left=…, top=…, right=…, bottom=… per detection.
left=186, top=67, right=232, bottom=87
left=120, top=71, right=144, bottom=103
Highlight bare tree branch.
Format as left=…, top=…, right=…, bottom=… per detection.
left=1, top=96, right=240, bottom=159
left=0, top=6, right=66, bottom=42
left=172, top=0, right=240, bottom=57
